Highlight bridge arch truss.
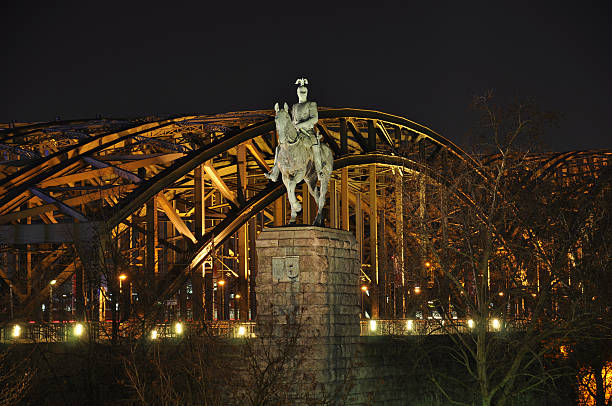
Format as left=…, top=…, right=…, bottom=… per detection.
left=0, top=109, right=609, bottom=323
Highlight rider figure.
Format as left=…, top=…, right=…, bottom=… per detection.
left=266, top=78, right=323, bottom=182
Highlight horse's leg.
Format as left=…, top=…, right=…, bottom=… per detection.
left=313, top=146, right=333, bottom=227
left=305, top=171, right=320, bottom=202
left=285, top=176, right=301, bottom=224
left=313, top=172, right=329, bottom=226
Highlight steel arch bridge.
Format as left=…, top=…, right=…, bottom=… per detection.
left=0, top=109, right=609, bottom=323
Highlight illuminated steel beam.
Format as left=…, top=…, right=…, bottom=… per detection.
left=346, top=120, right=369, bottom=152
left=316, top=122, right=341, bottom=156
left=82, top=156, right=141, bottom=183
left=203, top=162, right=238, bottom=205
left=105, top=109, right=483, bottom=233
left=157, top=193, right=197, bottom=244
left=38, top=153, right=184, bottom=187
left=0, top=184, right=137, bottom=224
left=28, top=187, right=88, bottom=222
left=0, top=117, right=195, bottom=198
left=369, top=164, right=379, bottom=318
left=0, top=267, right=26, bottom=301
left=245, top=140, right=271, bottom=172
left=341, top=168, right=349, bottom=230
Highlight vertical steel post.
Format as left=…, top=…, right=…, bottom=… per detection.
left=369, top=164, right=379, bottom=317
left=368, top=120, right=376, bottom=152
left=330, top=179, right=337, bottom=228
left=193, top=165, right=205, bottom=321
left=274, top=197, right=284, bottom=226
left=237, top=145, right=249, bottom=320
left=341, top=168, right=349, bottom=231
left=396, top=169, right=405, bottom=317
left=145, top=196, right=158, bottom=310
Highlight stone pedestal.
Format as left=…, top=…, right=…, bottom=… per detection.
left=255, top=226, right=360, bottom=402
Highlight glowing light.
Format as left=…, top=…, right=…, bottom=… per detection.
left=498, top=291, right=504, bottom=296
left=361, top=285, right=368, bottom=292
left=235, top=293, right=241, bottom=299
left=50, top=280, right=57, bottom=285
left=531, top=293, right=537, bottom=298
left=369, top=320, right=377, bottom=332
left=424, top=261, right=431, bottom=268
left=74, top=323, right=84, bottom=336
left=218, top=279, right=226, bottom=286
left=406, top=320, right=413, bottom=330
left=11, top=325, right=21, bottom=338
left=577, top=361, right=612, bottom=405
left=151, top=329, right=158, bottom=340
left=118, top=274, right=127, bottom=281
left=492, top=318, right=501, bottom=330
left=414, top=286, right=421, bottom=294
left=237, top=326, right=246, bottom=336
left=467, top=319, right=474, bottom=328
left=175, top=322, right=183, bottom=335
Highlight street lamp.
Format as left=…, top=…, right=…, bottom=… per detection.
left=218, top=279, right=226, bottom=320
left=119, top=274, right=127, bottom=291
left=360, top=285, right=368, bottom=316
left=49, top=280, right=57, bottom=322
left=234, top=293, right=241, bottom=320
left=369, top=320, right=377, bottom=333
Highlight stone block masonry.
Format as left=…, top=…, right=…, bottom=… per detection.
left=255, top=226, right=411, bottom=405
left=256, top=226, right=361, bottom=404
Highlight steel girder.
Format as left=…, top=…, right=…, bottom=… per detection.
left=0, top=108, right=609, bottom=322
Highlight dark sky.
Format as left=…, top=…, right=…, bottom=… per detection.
left=1, top=0, right=610, bottom=151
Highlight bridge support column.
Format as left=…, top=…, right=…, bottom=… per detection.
left=369, top=164, right=379, bottom=318
left=255, top=226, right=360, bottom=403
left=145, top=196, right=158, bottom=311
left=193, top=164, right=206, bottom=321
left=341, top=168, right=349, bottom=231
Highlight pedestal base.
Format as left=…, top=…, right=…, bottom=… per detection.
left=255, top=226, right=360, bottom=402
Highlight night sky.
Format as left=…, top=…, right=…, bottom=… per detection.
left=1, top=0, right=610, bottom=151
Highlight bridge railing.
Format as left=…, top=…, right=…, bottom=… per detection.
left=360, top=318, right=531, bottom=336
left=0, top=320, right=258, bottom=343
left=1, top=318, right=531, bottom=343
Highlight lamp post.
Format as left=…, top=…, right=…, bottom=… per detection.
left=118, top=274, right=128, bottom=320
left=361, top=285, right=368, bottom=317
left=119, top=274, right=127, bottom=293
left=49, top=280, right=57, bottom=322
left=218, top=279, right=226, bottom=320
left=235, top=293, right=241, bottom=320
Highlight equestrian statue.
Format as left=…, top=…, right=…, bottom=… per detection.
left=265, top=78, right=333, bottom=226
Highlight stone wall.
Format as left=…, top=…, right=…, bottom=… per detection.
left=255, top=226, right=416, bottom=405
left=255, top=226, right=361, bottom=404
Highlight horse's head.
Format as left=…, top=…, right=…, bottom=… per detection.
left=274, top=102, right=296, bottom=144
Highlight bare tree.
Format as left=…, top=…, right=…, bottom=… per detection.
left=396, top=92, right=603, bottom=405
left=0, top=347, right=33, bottom=406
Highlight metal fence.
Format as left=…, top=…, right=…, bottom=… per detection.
left=0, top=320, right=257, bottom=343
left=360, top=318, right=530, bottom=336
left=1, top=318, right=528, bottom=343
